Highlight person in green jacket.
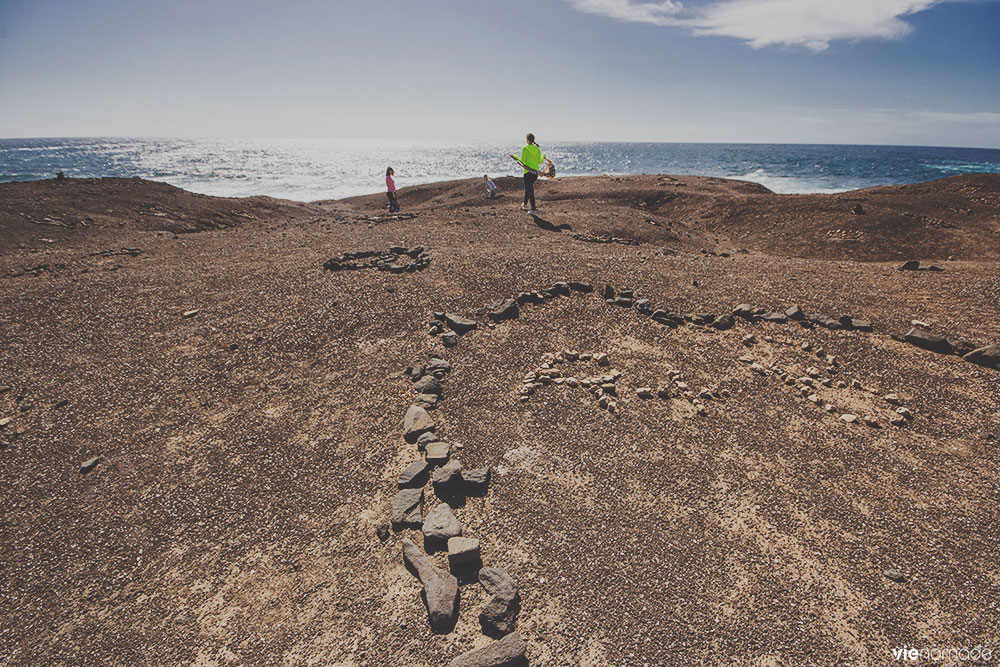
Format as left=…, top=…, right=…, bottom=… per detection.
left=518, top=133, right=545, bottom=216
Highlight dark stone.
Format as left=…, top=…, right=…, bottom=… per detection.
left=413, top=375, right=441, bottom=394
left=612, top=297, right=633, bottom=308
left=427, top=357, right=452, bottom=375
left=432, top=459, right=463, bottom=489
left=785, top=305, right=805, bottom=320
left=405, top=246, right=424, bottom=258
left=515, top=291, right=543, bottom=305
left=711, top=313, right=735, bottom=330
left=964, top=345, right=1000, bottom=369
left=403, top=405, right=435, bottom=442
left=550, top=282, right=571, bottom=296
left=926, top=265, right=944, bottom=272
left=479, top=567, right=518, bottom=597
left=441, top=332, right=458, bottom=348
left=391, top=488, right=423, bottom=529
left=733, top=303, right=754, bottom=319
left=416, top=431, right=440, bottom=449
left=762, top=312, right=788, bottom=324
left=80, top=456, right=100, bottom=474
left=415, top=393, right=440, bottom=409
left=408, top=364, right=426, bottom=381
left=376, top=524, right=390, bottom=541
left=652, top=310, right=683, bottom=327
left=810, top=315, right=843, bottom=330
left=480, top=591, right=521, bottom=638
left=635, top=298, right=652, bottom=315
left=899, top=260, right=921, bottom=271
left=884, top=569, right=906, bottom=583
left=449, top=633, right=527, bottom=667
left=423, top=503, right=462, bottom=543
left=462, top=466, right=491, bottom=495
left=568, top=281, right=593, bottom=293
left=602, top=284, right=615, bottom=300
left=838, top=315, right=855, bottom=329
left=444, top=313, right=478, bottom=334
left=904, top=327, right=954, bottom=355
left=850, top=319, right=874, bottom=332
left=697, top=312, right=716, bottom=324
left=488, top=299, right=519, bottom=322
left=402, top=538, right=459, bottom=634
left=389, top=245, right=408, bottom=254
left=947, top=338, right=978, bottom=357
left=618, top=290, right=634, bottom=299
left=852, top=204, right=865, bottom=215
left=398, top=460, right=430, bottom=488
left=890, top=333, right=906, bottom=343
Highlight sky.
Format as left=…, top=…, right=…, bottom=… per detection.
left=0, top=0, right=998, bottom=147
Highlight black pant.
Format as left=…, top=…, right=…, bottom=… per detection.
left=523, top=172, right=538, bottom=209
left=386, top=191, right=399, bottom=212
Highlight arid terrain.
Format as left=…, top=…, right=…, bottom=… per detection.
left=1, top=172, right=998, bottom=666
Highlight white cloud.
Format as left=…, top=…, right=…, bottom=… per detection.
left=566, top=0, right=683, bottom=26
left=566, top=0, right=953, bottom=50
left=914, top=111, right=1000, bottom=124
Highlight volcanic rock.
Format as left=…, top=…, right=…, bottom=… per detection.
left=432, top=459, right=463, bottom=489
left=463, top=466, right=491, bottom=495
left=425, top=441, right=451, bottom=464
left=785, top=305, right=805, bottom=320
left=488, top=299, right=519, bottom=322
left=448, top=633, right=527, bottom=667
left=413, top=374, right=441, bottom=394
left=964, top=345, right=1000, bottom=369
left=398, top=460, right=430, bottom=488
left=423, top=503, right=462, bottom=543
left=444, top=313, right=478, bottom=333
left=391, top=488, right=423, bottom=529
left=480, top=591, right=521, bottom=638
left=402, top=538, right=459, bottom=634
left=903, top=327, right=954, bottom=355
left=403, top=405, right=435, bottom=442
left=447, top=536, right=481, bottom=567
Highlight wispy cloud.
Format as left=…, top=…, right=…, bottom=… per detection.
left=565, top=0, right=954, bottom=50
left=914, top=111, right=1000, bottom=124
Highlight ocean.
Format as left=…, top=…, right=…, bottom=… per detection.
left=2, top=137, right=999, bottom=202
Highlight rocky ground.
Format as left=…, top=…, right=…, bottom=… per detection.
left=1, top=173, right=998, bottom=666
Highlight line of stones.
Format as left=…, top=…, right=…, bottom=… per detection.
left=897, top=327, right=999, bottom=371
left=389, top=356, right=528, bottom=666
left=322, top=245, right=430, bottom=273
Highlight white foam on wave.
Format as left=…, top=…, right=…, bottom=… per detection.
left=730, top=168, right=854, bottom=194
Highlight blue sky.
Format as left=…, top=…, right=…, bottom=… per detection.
left=0, top=0, right=998, bottom=147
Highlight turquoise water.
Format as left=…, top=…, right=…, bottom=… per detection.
left=1, top=137, right=998, bottom=201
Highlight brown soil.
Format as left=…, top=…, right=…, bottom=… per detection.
left=1, top=174, right=998, bottom=666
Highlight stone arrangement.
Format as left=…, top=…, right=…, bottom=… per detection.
left=898, top=325, right=999, bottom=370
left=322, top=246, right=430, bottom=273
left=390, top=353, right=526, bottom=665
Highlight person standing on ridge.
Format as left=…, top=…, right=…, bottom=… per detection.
left=385, top=166, right=400, bottom=213
left=518, top=133, right=545, bottom=216
left=484, top=174, right=498, bottom=199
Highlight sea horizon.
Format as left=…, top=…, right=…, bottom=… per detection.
left=3, top=136, right=999, bottom=202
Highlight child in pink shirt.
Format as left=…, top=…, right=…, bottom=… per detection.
left=385, top=166, right=400, bottom=213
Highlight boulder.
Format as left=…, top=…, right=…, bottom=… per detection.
left=403, top=405, right=435, bottom=442
left=903, top=327, right=954, bottom=355
left=391, top=488, right=423, bottom=529
left=449, top=633, right=527, bottom=667
left=444, top=313, right=478, bottom=334
left=398, top=460, right=430, bottom=488
left=488, top=299, right=519, bottom=322
left=402, top=538, right=459, bottom=634
left=964, top=345, right=1000, bottom=369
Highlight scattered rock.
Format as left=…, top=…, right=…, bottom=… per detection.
left=80, top=456, right=100, bottom=474
left=711, top=313, right=735, bottom=330
left=903, top=327, right=954, bottom=355
left=403, top=405, right=436, bottom=442
left=416, top=431, right=440, bottom=449
left=595, top=353, right=610, bottom=366
left=840, top=414, right=858, bottom=423
left=182, top=309, right=200, bottom=318
left=568, top=281, right=593, bottom=293
left=636, top=387, right=653, bottom=399
left=448, top=632, right=527, bottom=667
left=402, top=538, right=459, bottom=634
left=964, top=345, right=1000, bottom=370
left=898, top=260, right=921, bottom=271
left=733, top=303, right=755, bottom=319
left=398, top=460, right=430, bottom=488
left=407, top=364, right=426, bottom=381
left=376, top=524, right=390, bottom=541
left=612, top=297, right=633, bottom=308
left=427, top=357, right=452, bottom=376
left=480, top=591, right=521, bottom=639
left=441, top=332, right=458, bottom=347
left=884, top=569, right=906, bottom=583
left=601, top=284, right=615, bottom=300
left=852, top=204, right=865, bottom=215
left=761, top=312, right=787, bottom=324
left=391, top=488, right=423, bottom=529
left=785, top=305, right=805, bottom=320
left=479, top=567, right=519, bottom=597
left=415, top=393, right=440, bottom=409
